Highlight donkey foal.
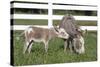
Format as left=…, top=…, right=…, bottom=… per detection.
left=19, top=26, right=69, bottom=54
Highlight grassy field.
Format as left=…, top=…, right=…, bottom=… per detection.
left=14, top=19, right=97, bottom=26
left=13, top=31, right=97, bottom=66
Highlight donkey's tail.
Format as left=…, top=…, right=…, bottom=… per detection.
left=16, top=31, right=25, bottom=40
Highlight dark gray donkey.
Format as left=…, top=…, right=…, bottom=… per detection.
left=59, top=14, right=85, bottom=54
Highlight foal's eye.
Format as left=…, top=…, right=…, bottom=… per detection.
left=61, top=32, right=66, bottom=36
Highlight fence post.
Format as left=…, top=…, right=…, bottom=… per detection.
left=48, top=0, right=53, bottom=28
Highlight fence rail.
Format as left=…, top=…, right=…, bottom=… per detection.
left=12, top=14, right=97, bottom=21
left=12, top=25, right=97, bottom=31
left=11, top=0, right=97, bottom=31
left=12, top=3, right=97, bottom=11
left=14, top=0, right=97, bottom=6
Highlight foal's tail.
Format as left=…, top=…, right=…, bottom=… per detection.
left=16, top=26, right=32, bottom=40
left=16, top=31, right=25, bottom=40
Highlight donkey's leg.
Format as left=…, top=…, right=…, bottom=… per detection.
left=64, top=40, right=68, bottom=52
left=28, top=40, right=33, bottom=54
left=69, top=40, right=73, bottom=53
left=23, top=41, right=29, bottom=54
left=44, top=41, right=49, bottom=53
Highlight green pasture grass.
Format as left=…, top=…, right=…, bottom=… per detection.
left=12, top=31, right=97, bottom=66
left=13, top=19, right=48, bottom=25
left=13, top=19, right=97, bottom=26
left=53, top=20, right=97, bottom=26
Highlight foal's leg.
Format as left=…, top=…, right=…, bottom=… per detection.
left=23, top=39, right=33, bottom=54
left=23, top=41, right=29, bottom=54
left=44, top=41, right=49, bottom=53
left=28, top=40, right=33, bottom=54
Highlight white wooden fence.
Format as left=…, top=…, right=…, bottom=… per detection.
left=11, top=0, right=97, bottom=30
left=13, top=25, right=97, bottom=31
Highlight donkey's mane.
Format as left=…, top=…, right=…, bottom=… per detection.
left=59, top=14, right=82, bottom=38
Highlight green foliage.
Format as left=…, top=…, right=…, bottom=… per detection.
left=14, top=8, right=48, bottom=14
left=14, top=8, right=97, bottom=16
left=13, top=31, right=97, bottom=66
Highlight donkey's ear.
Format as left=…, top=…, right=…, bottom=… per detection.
left=82, top=29, right=88, bottom=37
left=76, top=27, right=82, bottom=32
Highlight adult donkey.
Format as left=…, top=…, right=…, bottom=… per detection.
left=59, top=14, right=85, bottom=54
